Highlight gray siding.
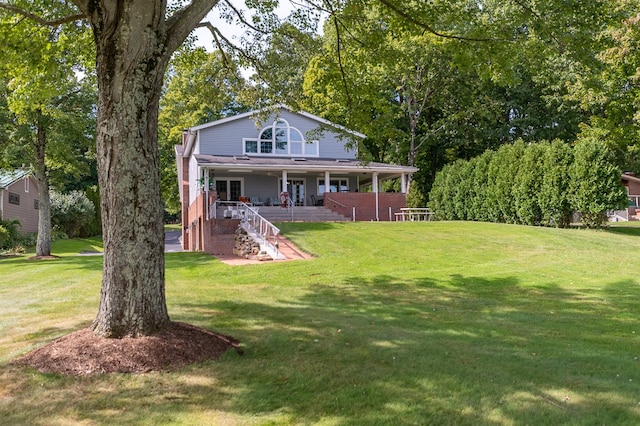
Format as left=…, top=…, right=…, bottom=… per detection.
left=196, top=108, right=358, bottom=160
left=0, top=176, right=39, bottom=233
left=243, top=175, right=281, bottom=203
left=197, top=117, right=258, bottom=156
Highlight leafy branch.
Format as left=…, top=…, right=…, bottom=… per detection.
left=0, top=2, right=83, bottom=26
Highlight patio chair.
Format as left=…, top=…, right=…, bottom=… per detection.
left=310, top=195, right=323, bottom=206
left=250, top=196, right=264, bottom=206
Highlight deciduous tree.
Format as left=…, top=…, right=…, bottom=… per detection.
left=0, top=2, right=94, bottom=257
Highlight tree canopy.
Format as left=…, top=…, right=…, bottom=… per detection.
left=1, top=0, right=639, bottom=341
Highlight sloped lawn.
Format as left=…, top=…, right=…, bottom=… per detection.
left=1, top=222, right=639, bottom=425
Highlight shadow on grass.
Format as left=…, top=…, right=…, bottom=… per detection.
left=0, top=249, right=104, bottom=270
left=605, top=226, right=640, bottom=237
left=3, top=274, right=640, bottom=425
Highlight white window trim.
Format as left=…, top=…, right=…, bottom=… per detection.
left=243, top=138, right=258, bottom=155
left=245, top=119, right=319, bottom=157
left=215, top=177, right=245, bottom=201
left=317, top=177, right=349, bottom=193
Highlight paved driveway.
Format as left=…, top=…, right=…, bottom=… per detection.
left=165, top=230, right=182, bottom=252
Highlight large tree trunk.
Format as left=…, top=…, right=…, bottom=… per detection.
left=89, top=3, right=171, bottom=338
left=34, top=115, right=51, bottom=257
left=71, top=0, right=219, bottom=338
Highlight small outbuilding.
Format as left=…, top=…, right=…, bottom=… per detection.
left=0, top=169, right=39, bottom=233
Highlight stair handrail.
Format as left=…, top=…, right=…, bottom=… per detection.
left=324, top=195, right=347, bottom=209
left=287, top=195, right=294, bottom=221
left=238, top=202, right=285, bottom=260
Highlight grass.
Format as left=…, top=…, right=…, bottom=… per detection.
left=1, top=221, right=640, bottom=425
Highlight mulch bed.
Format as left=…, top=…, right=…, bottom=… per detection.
left=11, top=322, right=242, bottom=376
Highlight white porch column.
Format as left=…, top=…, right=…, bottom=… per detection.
left=373, top=172, right=380, bottom=221
left=281, top=170, right=288, bottom=192
left=324, top=171, right=331, bottom=192
left=400, top=172, right=407, bottom=193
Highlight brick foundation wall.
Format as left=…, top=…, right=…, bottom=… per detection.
left=323, top=192, right=407, bottom=221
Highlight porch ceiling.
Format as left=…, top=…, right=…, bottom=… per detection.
left=194, top=154, right=417, bottom=177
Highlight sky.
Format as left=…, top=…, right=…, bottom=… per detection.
left=192, top=1, right=325, bottom=78
left=193, top=1, right=299, bottom=52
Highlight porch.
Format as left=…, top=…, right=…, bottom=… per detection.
left=181, top=191, right=409, bottom=254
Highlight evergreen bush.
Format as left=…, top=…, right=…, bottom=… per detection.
left=513, top=142, right=546, bottom=225
left=538, top=140, right=573, bottom=227
left=428, top=138, right=628, bottom=228
left=569, top=138, right=628, bottom=228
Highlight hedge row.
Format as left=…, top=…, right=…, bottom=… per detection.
left=427, top=139, right=628, bottom=228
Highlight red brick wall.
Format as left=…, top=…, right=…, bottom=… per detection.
left=625, top=177, right=640, bottom=196
left=323, top=192, right=407, bottom=221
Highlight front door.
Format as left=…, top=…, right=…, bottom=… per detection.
left=289, top=179, right=305, bottom=206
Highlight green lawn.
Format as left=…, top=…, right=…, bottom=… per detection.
left=1, top=221, right=640, bottom=425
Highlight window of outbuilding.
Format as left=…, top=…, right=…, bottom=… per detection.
left=9, top=192, right=20, bottom=205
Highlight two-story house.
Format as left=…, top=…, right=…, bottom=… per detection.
left=176, top=106, right=418, bottom=253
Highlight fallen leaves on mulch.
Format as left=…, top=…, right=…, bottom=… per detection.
left=11, top=322, right=242, bottom=376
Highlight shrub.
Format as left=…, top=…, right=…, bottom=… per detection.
left=468, top=150, right=493, bottom=221
left=428, top=163, right=454, bottom=220
left=80, top=185, right=102, bottom=237
left=569, top=138, right=628, bottom=228
left=538, top=140, right=573, bottom=227
left=406, top=181, right=426, bottom=208
left=429, top=138, right=627, bottom=228
left=50, top=190, right=96, bottom=238
left=453, top=159, right=475, bottom=221
left=497, top=141, right=526, bottom=223
left=0, top=219, right=23, bottom=251
left=513, top=142, right=546, bottom=225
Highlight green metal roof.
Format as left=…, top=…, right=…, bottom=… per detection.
left=0, top=169, right=31, bottom=189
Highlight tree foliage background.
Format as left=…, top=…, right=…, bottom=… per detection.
left=2, top=0, right=640, bottom=217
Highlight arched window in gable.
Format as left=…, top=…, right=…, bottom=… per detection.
left=245, top=119, right=318, bottom=157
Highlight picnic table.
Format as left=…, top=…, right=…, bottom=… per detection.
left=395, top=208, right=433, bottom=221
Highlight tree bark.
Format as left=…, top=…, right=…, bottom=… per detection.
left=69, top=0, right=220, bottom=337
left=88, top=2, right=171, bottom=337
left=34, top=114, right=51, bottom=257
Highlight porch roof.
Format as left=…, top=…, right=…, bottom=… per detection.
left=622, top=173, right=640, bottom=184
left=193, top=154, right=418, bottom=177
